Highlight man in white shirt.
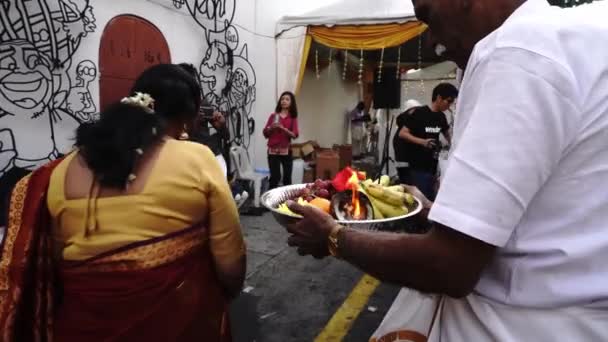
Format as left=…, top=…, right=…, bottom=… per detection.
left=283, top=0, right=608, bottom=339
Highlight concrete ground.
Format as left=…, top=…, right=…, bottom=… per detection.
left=231, top=212, right=400, bottom=342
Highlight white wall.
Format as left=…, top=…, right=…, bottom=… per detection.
left=5, top=0, right=436, bottom=186
left=0, top=0, right=204, bottom=176
left=295, top=65, right=360, bottom=147
left=0, top=0, right=347, bottom=190
left=250, top=0, right=344, bottom=170
left=0, top=0, right=260, bottom=185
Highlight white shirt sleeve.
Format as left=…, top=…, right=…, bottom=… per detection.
left=429, top=48, right=580, bottom=247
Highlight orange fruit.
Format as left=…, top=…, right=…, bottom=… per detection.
left=309, top=197, right=331, bottom=214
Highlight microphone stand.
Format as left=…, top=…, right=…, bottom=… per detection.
left=375, top=109, right=395, bottom=179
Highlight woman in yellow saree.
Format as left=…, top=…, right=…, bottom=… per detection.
left=0, top=64, right=246, bottom=341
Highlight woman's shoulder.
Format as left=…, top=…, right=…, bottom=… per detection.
left=166, top=139, right=216, bottom=160
left=49, top=150, right=79, bottom=179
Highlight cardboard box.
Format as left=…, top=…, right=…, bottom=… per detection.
left=316, top=150, right=340, bottom=180
left=291, top=143, right=303, bottom=159
left=303, top=167, right=315, bottom=183
left=333, top=144, right=352, bottom=169
left=301, top=141, right=317, bottom=157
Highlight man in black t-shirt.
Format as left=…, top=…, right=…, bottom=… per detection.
left=393, top=83, right=458, bottom=200
left=393, top=104, right=419, bottom=184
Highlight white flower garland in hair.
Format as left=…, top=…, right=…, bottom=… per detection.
left=121, top=92, right=155, bottom=113
left=119, top=92, right=157, bottom=188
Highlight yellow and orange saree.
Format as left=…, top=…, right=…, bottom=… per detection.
left=0, top=160, right=232, bottom=341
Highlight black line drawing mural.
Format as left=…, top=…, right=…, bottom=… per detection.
left=173, top=0, right=236, bottom=34
left=66, top=59, right=98, bottom=122
left=173, top=0, right=257, bottom=148
left=0, top=0, right=97, bottom=220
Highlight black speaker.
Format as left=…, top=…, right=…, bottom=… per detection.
left=373, top=67, right=401, bottom=109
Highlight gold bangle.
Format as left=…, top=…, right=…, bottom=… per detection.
left=328, top=225, right=344, bottom=259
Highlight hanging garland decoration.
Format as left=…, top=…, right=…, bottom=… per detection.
left=342, top=49, right=349, bottom=80
left=417, top=35, right=425, bottom=97
left=358, top=49, right=364, bottom=85
left=396, top=46, right=402, bottom=80
left=404, top=76, right=410, bottom=100
left=315, top=49, right=321, bottom=79
left=377, top=47, right=385, bottom=83
left=358, top=49, right=365, bottom=100
left=328, top=48, right=333, bottom=75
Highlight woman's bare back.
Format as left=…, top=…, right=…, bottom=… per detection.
left=64, top=142, right=165, bottom=200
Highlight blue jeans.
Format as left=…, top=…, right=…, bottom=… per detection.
left=410, top=170, right=437, bottom=202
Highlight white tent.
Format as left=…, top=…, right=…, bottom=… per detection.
left=275, top=0, right=423, bottom=97
left=403, top=61, right=458, bottom=81
left=277, top=0, right=417, bottom=29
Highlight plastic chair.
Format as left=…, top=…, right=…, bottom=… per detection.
left=230, top=146, right=268, bottom=208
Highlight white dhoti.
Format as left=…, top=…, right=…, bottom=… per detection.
left=438, top=294, right=608, bottom=341
left=371, top=291, right=608, bottom=342
left=352, top=124, right=367, bottom=157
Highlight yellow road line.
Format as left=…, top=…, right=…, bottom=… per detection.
left=314, top=274, right=381, bottom=342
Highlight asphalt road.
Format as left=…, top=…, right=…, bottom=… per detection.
left=231, top=213, right=400, bottom=342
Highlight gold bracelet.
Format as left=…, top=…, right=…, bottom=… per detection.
left=328, top=225, right=344, bottom=259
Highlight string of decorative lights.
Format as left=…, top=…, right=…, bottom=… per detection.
left=396, top=46, right=401, bottom=80
left=417, top=35, right=425, bottom=97
left=377, top=47, right=385, bottom=83
left=328, top=48, right=333, bottom=75
left=358, top=49, right=364, bottom=85
left=404, top=75, right=410, bottom=101
left=342, top=49, right=348, bottom=81
left=358, top=49, right=365, bottom=99
left=315, top=49, right=320, bottom=79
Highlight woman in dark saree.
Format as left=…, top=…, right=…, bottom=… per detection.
left=0, top=64, right=246, bottom=341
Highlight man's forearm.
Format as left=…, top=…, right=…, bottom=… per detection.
left=338, top=228, right=448, bottom=293
left=443, top=131, right=452, bottom=145
left=337, top=224, right=494, bottom=297
left=399, top=130, right=426, bottom=146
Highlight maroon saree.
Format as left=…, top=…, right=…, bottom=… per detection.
left=0, top=160, right=232, bottom=341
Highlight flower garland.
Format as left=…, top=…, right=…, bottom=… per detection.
left=342, top=49, right=349, bottom=81
left=396, top=46, right=401, bottom=80
left=121, top=92, right=155, bottom=113
left=328, top=48, right=333, bottom=75
left=119, top=92, right=158, bottom=186
left=315, top=49, right=320, bottom=79
left=357, top=49, right=364, bottom=85
left=417, top=35, right=425, bottom=97
left=377, top=47, right=385, bottom=83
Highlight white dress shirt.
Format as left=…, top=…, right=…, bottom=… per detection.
left=428, top=0, right=608, bottom=339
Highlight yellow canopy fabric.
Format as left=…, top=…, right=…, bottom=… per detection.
left=295, top=21, right=427, bottom=94
left=296, top=35, right=313, bottom=94
left=309, top=21, right=427, bottom=50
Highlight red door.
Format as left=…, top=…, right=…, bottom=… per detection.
left=99, top=15, right=171, bottom=111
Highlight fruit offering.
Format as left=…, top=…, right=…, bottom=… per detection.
left=360, top=181, right=414, bottom=219
left=276, top=195, right=332, bottom=217
left=274, top=168, right=418, bottom=222
left=295, top=178, right=334, bottom=202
